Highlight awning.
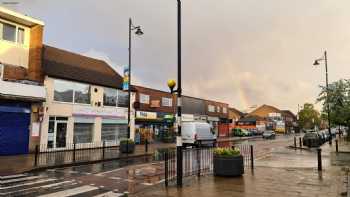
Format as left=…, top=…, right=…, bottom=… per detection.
left=0, top=80, right=46, bottom=102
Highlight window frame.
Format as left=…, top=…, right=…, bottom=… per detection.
left=0, top=19, right=26, bottom=45
left=208, top=105, right=215, bottom=112
left=139, top=93, right=150, bottom=104
left=162, top=97, right=172, bottom=107
left=53, top=79, right=91, bottom=105
left=0, top=64, right=3, bottom=80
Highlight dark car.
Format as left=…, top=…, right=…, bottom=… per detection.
left=317, top=131, right=326, bottom=144
left=262, top=130, right=276, bottom=139
left=303, top=132, right=321, bottom=147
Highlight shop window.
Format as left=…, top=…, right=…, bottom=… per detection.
left=162, top=97, right=172, bottom=107
left=74, top=123, right=93, bottom=143
left=54, top=79, right=91, bottom=104
left=208, top=105, right=215, bottom=112
left=101, top=124, right=127, bottom=144
left=140, top=94, right=150, bottom=104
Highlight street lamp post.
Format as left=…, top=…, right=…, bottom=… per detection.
left=313, top=51, right=332, bottom=144
left=127, top=18, right=143, bottom=139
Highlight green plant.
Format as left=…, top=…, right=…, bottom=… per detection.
left=214, top=147, right=240, bottom=156
left=120, top=139, right=135, bottom=145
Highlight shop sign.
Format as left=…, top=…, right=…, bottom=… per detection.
left=182, top=114, right=194, bottom=121
left=123, top=65, right=129, bottom=91
left=207, top=116, right=219, bottom=121
left=136, top=111, right=157, bottom=119
left=73, top=105, right=127, bottom=119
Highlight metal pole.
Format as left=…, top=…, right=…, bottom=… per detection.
left=299, top=137, right=302, bottom=148
left=317, top=148, right=322, bottom=171
left=336, top=139, right=339, bottom=153
left=250, top=145, right=254, bottom=169
left=165, top=151, right=169, bottom=187
left=325, top=51, right=332, bottom=145
left=176, top=0, right=183, bottom=187
left=294, top=136, right=297, bottom=148
left=127, top=18, right=132, bottom=139
left=34, top=145, right=39, bottom=166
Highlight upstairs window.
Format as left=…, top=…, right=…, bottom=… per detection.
left=217, top=106, right=221, bottom=113
left=54, top=79, right=91, bottom=104
left=162, top=97, right=172, bottom=107
left=3, top=23, right=16, bottom=42
left=208, top=105, right=215, bottom=112
left=17, top=28, right=25, bottom=44
left=223, top=107, right=227, bottom=114
left=140, top=94, right=150, bottom=104
left=117, top=90, right=128, bottom=108
left=103, top=88, right=129, bottom=108
left=0, top=64, right=3, bottom=80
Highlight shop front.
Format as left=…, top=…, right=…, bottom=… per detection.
left=134, top=111, right=175, bottom=144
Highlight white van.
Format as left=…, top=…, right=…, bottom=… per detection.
left=182, top=121, right=216, bottom=147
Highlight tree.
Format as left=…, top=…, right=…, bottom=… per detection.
left=298, top=103, right=321, bottom=130
left=317, top=79, right=350, bottom=130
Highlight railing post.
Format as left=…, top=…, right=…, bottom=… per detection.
left=294, top=136, right=297, bottom=148
left=336, top=139, right=339, bottom=153
left=165, top=151, right=169, bottom=187
left=34, top=145, right=39, bottom=167
left=317, top=148, right=322, bottom=171
left=197, top=147, right=201, bottom=177
left=299, top=137, right=302, bottom=148
left=102, top=141, right=106, bottom=160
left=73, top=142, right=76, bottom=163
left=250, top=145, right=254, bottom=169
left=145, top=138, right=148, bottom=153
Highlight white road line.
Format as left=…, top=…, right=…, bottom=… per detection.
left=0, top=178, right=57, bottom=190
left=95, top=168, right=124, bottom=176
left=0, top=176, right=43, bottom=184
left=0, top=174, right=27, bottom=180
left=109, top=177, right=121, bottom=180
left=38, top=185, right=98, bottom=197
left=41, top=180, right=74, bottom=188
left=93, top=191, right=124, bottom=197
left=141, top=183, right=153, bottom=186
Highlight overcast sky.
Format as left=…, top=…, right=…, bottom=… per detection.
left=3, top=0, right=350, bottom=113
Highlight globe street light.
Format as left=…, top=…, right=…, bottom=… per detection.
left=127, top=18, right=143, bottom=139
left=313, top=51, right=332, bottom=144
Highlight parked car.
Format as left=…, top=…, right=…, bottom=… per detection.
left=303, top=132, right=321, bottom=147
left=182, top=121, right=216, bottom=147
left=262, top=130, right=276, bottom=139
left=242, top=129, right=252, bottom=137
left=232, top=128, right=252, bottom=137
left=317, top=131, right=326, bottom=143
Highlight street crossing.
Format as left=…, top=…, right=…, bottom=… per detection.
left=0, top=173, right=126, bottom=197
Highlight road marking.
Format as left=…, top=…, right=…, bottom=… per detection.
left=0, top=178, right=57, bottom=190
left=0, top=175, right=42, bottom=184
left=109, top=177, right=121, bottom=180
left=38, top=185, right=98, bottom=197
left=93, top=191, right=124, bottom=197
left=95, top=168, right=124, bottom=176
left=141, top=182, right=153, bottom=186
left=0, top=174, right=27, bottom=180
left=41, top=180, right=74, bottom=188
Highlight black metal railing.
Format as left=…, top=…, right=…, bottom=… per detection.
left=163, top=143, right=254, bottom=186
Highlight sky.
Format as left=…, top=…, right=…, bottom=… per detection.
left=3, top=0, right=350, bottom=113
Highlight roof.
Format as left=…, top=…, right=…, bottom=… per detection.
left=281, top=110, right=297, bottom=119
left=247, top=104, right=281, bottom=118
left=229, top=107, right=244, bottom=117
left=238, top=115, right=265, bottom=122
left=0, top=6, right=44, bottom=26
left=42, top=45, right=124, bottom=89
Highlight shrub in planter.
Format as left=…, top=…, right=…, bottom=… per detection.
left=213, top=147, right=244, bottom=176
left=119, top=139, right=135, bottom=153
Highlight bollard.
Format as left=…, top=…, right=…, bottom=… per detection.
left=317, top=148, right=322, bottom=171
left=336, top=139, right=339, bottom=153
left=294, top=136, right=297, bottom=148
left=73, top=142, right=76, bottom=162
left=250, top=145, right=254, bottom=169
left=34, top=145, right=39, bottom=166
left=145, top=139, right=148, bottom=153
left=299, top=137, right=302, bottom=148
left=102, top=141, right=106, bottom=160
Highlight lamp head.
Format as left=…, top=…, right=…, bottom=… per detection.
left=167, top=79, right=176, bottom=93
left=135, top=27, right=144, bottom=36
left=313, top=60, right=320, bottom=66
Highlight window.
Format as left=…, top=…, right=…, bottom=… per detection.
left=54, top=80, right=74, bottom=102
left=101, top=124, right=127, bottom=144
left=103, top=88, right=117, bottom=106
left=74, top=123, right=93, bottom=143
left=117, top=90, right=128, bottom=107
left=140, top=94, right=150, bottom=104
left=54, top=79, right=91, bottom=104
left=217, top=106, right=221, bottom=113
left=74, top=83, right=90, bottom=104
left=0, top=64, right=3, bottom=80
left=223, top=107, right=227, bottom=114
left=162, top=97, right=172, bottom=107
left=208, top=105, right=215, bottom=112
left=2, top=23, right=16, bottom=42
left=17, top=28, right=24, bottom=44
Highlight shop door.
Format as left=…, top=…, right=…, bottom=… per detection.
left=48, top=117, right=68, bottom=149
left=0, top=112, right=30, bottom=155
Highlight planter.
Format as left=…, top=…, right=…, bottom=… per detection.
left=119, top=143, right=135, bottom=153
left=214, top=155, right=244, bottom=176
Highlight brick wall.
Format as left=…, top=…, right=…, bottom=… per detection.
left=27, top=25, right=44, bottom=82
left=3, top=64, right=27, bottom=81
left=205, top=100, right=229, bottom=118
